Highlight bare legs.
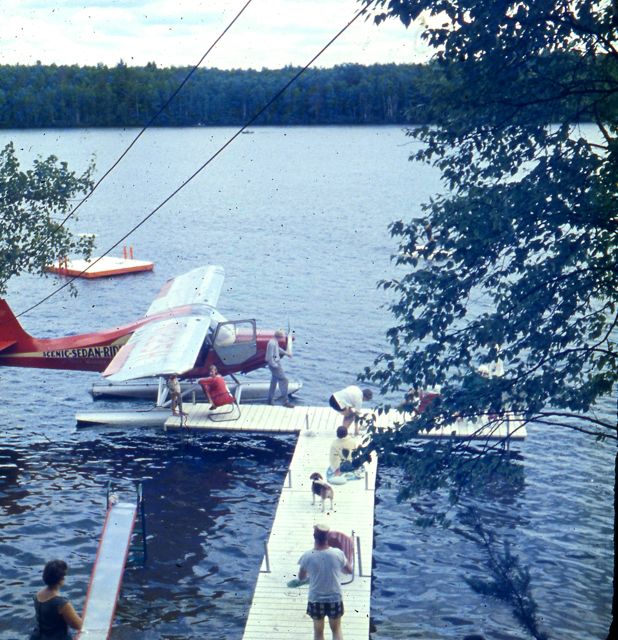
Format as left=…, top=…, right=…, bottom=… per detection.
left=171, top=393, right=183, bottom=416
left=328, top=615, right=343, bottom=640
left=312, top=616, right=343, bottom=640
left=312, top=618, right=324, bottom=640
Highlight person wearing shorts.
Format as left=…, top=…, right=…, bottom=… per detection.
left=298, top=524, right=352, bottom=640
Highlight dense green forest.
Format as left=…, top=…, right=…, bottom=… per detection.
left=0, top=62, right=438, bottom=128
left=0, top=57, right=611, bottom=128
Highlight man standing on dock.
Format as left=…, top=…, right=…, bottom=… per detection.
left=266, top=329, right=293, bottom=408
left=298, top=524, right=352, bottom=640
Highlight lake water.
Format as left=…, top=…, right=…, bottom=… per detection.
left=0, top=126, right=613, bottom=639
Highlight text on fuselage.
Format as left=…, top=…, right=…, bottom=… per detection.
left=42, top=346, right=120, bottom=359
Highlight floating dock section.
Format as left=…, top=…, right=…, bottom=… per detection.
left=78, top=499, right=138, bottom=639
left=46, top=255, right=154, bottom=279
left=165, top=404, right=526, bottom=441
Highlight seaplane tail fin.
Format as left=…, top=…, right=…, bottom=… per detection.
left=0, top=299, right=29, bottom=348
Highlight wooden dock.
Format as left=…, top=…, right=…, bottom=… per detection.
left=163, top=403, right=525, bottom=639
left=167, top=406, right=375, bottom=638
left=164, top=403, right=527, bottom=441
left=248, top=408, right=376, bottom=640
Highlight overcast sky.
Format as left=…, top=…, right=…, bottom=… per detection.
left=2, top=0, right=432, bottom=70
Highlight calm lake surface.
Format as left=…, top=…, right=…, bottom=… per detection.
left=0, top=126, right=613, bottom=639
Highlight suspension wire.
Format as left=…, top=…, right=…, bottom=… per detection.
left=58, top=0, right=255, bottom=228
left=18, top=6, right=367, bottom=318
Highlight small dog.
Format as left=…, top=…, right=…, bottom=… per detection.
left=310, top=472, right=334, bottom=512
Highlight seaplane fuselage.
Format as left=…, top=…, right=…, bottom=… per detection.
left=0, top=299, right=280, bottom=378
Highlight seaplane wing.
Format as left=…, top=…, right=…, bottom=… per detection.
left=103, top=266, right=224, bottom=382
left=103, top=315, right=211, bottom=382
left=146, top=265, right=225, bottom=316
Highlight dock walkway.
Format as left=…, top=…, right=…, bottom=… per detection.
left=168, top=405, right=376, bottom=639
left=244, top=408, right=376, bottom=640
left=164, top=403, right=525, bottom=639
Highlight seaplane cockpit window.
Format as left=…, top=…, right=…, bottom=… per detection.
left=211, top=319, right=257, bottom=366
left=213, top=323, right=236, bottom=347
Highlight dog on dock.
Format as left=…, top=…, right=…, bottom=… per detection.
left=310, top=472, right=334, bottom=512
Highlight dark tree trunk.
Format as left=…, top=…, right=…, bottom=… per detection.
left=608, top=445, right=617, bottom=640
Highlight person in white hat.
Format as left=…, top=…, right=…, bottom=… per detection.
left=297, top=524, right=352, bottom=640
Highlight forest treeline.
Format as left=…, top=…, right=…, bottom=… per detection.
left=0, top=57, right=611, bottom=128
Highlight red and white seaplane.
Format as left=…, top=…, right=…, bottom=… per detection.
left=0, top=265, right=299, bottom=425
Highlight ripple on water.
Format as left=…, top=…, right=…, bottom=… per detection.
left=0, top=429, right=295, bottom=638
left=0, top=126, right=613, bottom=639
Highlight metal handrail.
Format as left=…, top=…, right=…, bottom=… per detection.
left=356, top=535, right=371, bottom=578
left=260, top=541, right=271, bottom=573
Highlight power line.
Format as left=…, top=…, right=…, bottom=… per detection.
left=58, top=0, right=255, bottom=229
left=18, top=6, right=367, bottom=317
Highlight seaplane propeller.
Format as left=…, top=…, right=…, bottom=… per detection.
left=287, top=320, right=294, bottom=356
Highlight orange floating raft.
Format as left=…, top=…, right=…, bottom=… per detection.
left=47, top=251, right=154, bottom=279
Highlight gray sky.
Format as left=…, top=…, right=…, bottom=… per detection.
left=2, top=0, right=431, bottom=69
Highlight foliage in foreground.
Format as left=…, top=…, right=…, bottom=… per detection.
left=359, top=0, right=617, bottom=485
left=0, top=142, right=95, bottom=296
left=358, top=0, right=616, bottom=634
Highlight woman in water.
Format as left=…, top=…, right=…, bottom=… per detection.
left=30, top=559, right=82, bottom=639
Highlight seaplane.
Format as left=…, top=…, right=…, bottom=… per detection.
left=0, top=265, right=300, bottom=425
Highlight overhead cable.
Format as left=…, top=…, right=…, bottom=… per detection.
left=58, top=0, right=255, bottom=228
left=19, top=6, right=367, bottom=317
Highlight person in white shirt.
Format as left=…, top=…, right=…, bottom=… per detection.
left=328, top=385, right=372, bottom=435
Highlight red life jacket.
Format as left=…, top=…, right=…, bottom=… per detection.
left=199, top=376, right=234, bottom=406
